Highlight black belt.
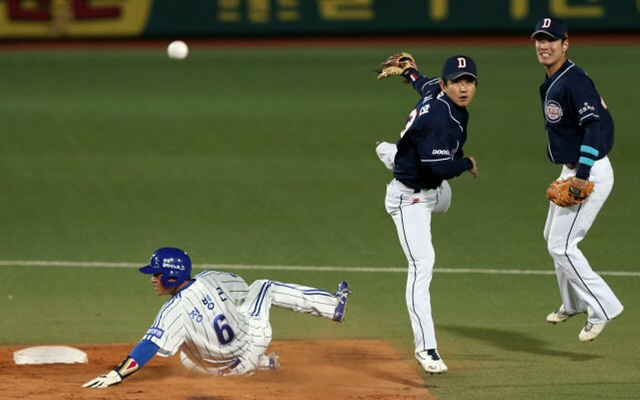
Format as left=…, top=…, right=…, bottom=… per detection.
left=396, top=179, right=436, bottom=193
left=565, top=163, right=578, bottom=169
left=413, top=187, right=438, bottom=193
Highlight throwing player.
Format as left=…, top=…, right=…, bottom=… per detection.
left=375, top=54, right=479, bottom=373
left=83, top=247, right=350, bottom=388
left=531, top=18, right=623, bottom=341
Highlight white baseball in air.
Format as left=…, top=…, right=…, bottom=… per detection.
left=167, top=40, right=189, bottom=60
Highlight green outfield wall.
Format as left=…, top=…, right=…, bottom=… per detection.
left=1, top=0, right=639, bottom=39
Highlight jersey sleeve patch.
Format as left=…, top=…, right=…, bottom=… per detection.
left=145, top=327, right=164, bottom=339
left=578, top=101, right=600, bottom=125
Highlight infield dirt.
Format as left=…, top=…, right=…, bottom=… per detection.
left=1, top=339, right=435, bottom=399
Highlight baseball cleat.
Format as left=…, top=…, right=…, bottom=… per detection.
left=258, top=352, right=280, bottom=370
left=416, top=349, right=448, bottom=374
left=332, top=281, right=351, bottom=322
left=579, top=321, right=607, bottom=342
left=546, top=307, right=575, bottom=324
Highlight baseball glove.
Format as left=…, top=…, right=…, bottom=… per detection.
left=546, top=177, right=595, bottom=207
left=376, top=52, right=418, bottom=80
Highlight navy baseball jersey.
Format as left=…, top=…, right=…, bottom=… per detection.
left=540, top=60, right=614, bottom=171
left=393, top=76, right=472, bottom=191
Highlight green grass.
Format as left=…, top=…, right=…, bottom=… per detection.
left=1, top=43, right=639, bottom=399
left=3, top=266, right=639, bottom=399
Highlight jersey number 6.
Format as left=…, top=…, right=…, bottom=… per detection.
left=213, top=314, right=235, bottom=344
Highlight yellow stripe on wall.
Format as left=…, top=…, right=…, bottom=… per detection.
left=0, top=0, right=153, bottom=38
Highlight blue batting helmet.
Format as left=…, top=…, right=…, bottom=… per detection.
left=139, top=247, right=192, bottom=288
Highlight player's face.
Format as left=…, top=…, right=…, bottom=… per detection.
left=151, top=273, right=172, bottom=296
left=534, top=36, right=568, bottom=73
left=441, top=77, right=477, bottom=108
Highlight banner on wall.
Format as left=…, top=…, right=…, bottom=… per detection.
left=143, top=0, right=640, bottom=35
left=0, top=0, right=638, bottom=39
left=0, top=0, right=152, bottom=38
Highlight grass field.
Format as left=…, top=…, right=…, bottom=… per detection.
left=1, top=41, right=639, bottom=399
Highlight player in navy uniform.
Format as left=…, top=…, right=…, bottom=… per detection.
left=375, top=55, right=479, bottom=373
left=532, top=18, right=623, bottom=341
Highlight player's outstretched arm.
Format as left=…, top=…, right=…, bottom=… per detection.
left=83, top=340, right=159, bottom=388
left=83, top=356, right=137, bottom=388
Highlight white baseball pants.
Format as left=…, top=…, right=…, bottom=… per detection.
left=227, top=280, right=339, bottom=375
left=544, top=157, right=623, bottom=324
left=385, top=179, right=452, bottom=352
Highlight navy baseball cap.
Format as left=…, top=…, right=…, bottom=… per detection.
left=531, top=17, right=568, bottom=40
left=441, top=55, right=477, bottom=81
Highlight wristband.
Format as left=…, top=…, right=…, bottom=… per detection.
left=115, top=356, right=140, bottom=379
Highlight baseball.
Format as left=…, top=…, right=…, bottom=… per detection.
left=167, top=40, right=189, bottom=60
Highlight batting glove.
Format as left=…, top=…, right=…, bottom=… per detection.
left=82, top=370, right=122, bottom=388
left=375, top=141, right=397, bottom=171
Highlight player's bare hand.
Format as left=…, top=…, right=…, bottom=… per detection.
left=569, top=176, right=588, bottom=189
left=82, top=370, right=122, bottom=389
left=467, top=157, right=478, bottom=178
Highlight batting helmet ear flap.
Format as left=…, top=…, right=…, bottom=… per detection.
left=140, top=247, right=192, bottom=288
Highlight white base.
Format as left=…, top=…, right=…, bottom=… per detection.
left=14, top=346, right=88, bottom=365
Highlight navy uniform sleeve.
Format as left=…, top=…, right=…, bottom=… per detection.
left=416, top=115, right=472, bottom=180
left=567, top=74, right=606, bottom=179
left=414, top=76, right=441, bottom=98
left=429, top=158, right=473, bottom=180
left=575, top=120, right=602, bottom=179
left=402, top=67, right=440, bottom=98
